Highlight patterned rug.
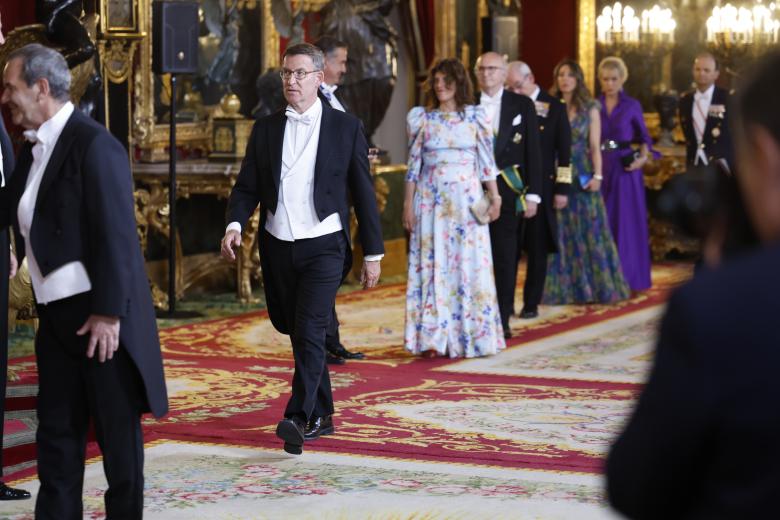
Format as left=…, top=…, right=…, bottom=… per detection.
left=2, top=263, right=693, bottom=518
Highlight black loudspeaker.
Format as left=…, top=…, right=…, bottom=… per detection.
left=152, top=1, right=199, bottom=75
left=481, top=16, right=519, bottom=61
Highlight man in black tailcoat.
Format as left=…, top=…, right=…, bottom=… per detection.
left=1, top=44, right=167, bottom=518
left=221, top=43, right=383, bottom=455
left=475, top=52, right=543, bottom=338
left=506, top=60, right=572, bottom=318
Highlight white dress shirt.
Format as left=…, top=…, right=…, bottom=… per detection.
left=693, top=84, right=714, bottom=165
left=18, top=102, right=92, bottom=304
left=480, top=90, right=502, bottom=135
left=227, top=98, right=342, bottom=241
left=529, top=86, right=541, bottom=102
left=320, top=83, right=346, bottom=113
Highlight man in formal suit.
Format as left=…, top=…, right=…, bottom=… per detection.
left=678, top=52, right=735, bottom=170
left=0, top=10, right=30, bottom=500
left=475, top=52, right=543, bottom=338
left=313, top=35, right=365, bottom=366
left=607, top=52, right=780, bottom=518
left=506, top=61, right=571, bottom=319
left=221, top=43, right=383, bottom=455
left=0, top=44, right=168, bottom=518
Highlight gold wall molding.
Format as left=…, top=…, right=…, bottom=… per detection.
left=434, top=0, right=457, bottom=60
left=99, top=39, right=138, bottom=84
left=577, top=0, right=596, bottom=94
left=262, top=0, right=280, bottom=69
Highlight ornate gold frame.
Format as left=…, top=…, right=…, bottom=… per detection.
left=577, top=0, right=596, bottom=94
left=129, top=0, right=282, bottom=162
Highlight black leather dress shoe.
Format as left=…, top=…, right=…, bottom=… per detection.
left=276, top=417, right=305, bottom=455
left=326, top=353, right=346, bottom=365
left=520, top=307, right=539, bottom=319
left=329, top=344, right=366, bottom=360
left=503, top=329, right=512, bottom=339
left=0, top=482, right=31, bottom=500
left=304, top=415, right=335, bottom=441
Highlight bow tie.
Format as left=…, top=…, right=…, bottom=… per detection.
left=481, top=94, right=500, bottom=106
left=23, top=129, right=39, bottom=144
left=694, top=91, right=708, bottom=102
left=285, top=108, right=313, bottom=125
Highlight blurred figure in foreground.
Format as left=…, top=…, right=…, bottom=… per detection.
left=607, top=51, right=780, bottom=519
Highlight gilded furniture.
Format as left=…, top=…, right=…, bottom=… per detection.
left=133, top=160, right=400, bottom=307
left=133, top=161, right=262, bottom=307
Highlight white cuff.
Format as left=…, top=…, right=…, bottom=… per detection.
left=364, top=254, right=384, bottom=262
left=226, top=222, right=242, bottom=234
left=525, top=194, right=541, bottom=204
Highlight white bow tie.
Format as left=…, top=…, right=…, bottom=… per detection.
left=285, top=108, right=313, bottom=125
left=694, top=91, right=708, bottom=102
left=481, top=94, right=500, bottom=105
left=23, top=129, right=39, bottom=144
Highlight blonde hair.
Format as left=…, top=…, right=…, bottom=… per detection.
left=598, top=56, right=628, bottom=81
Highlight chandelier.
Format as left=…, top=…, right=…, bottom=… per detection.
left=597, top=2, right=641, bottom=45
left=706, top=2, right=780, bottom=48
left=597, top=2, right=676, bottom=50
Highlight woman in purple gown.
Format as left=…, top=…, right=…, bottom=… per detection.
left=598, top=56, right=657, bottom=292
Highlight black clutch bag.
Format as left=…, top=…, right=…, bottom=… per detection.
left=621, top=149, right=641, bottom=169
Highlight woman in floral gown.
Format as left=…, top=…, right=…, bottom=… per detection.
left=543, top=60, right=630, bottom=304
left=403, top=58, right=506, bottom=358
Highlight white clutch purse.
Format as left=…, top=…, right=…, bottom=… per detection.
left=470, top=193, right=491, bottom=225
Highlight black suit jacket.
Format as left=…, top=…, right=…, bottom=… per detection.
left=318, top=86, right=349, bottom=113
left=0, top=110, right=168, bottom=418
left=534, top=90, right=571, bottom=252
left=607, top=243, right=780, bottom=518
left=227, top=101, right=383, bottom=328
left=488, top=90, right=543, bottom=200
left=679, top=86, right=735, bottom=169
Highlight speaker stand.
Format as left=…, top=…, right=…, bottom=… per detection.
left=162, top=73, right=201, bottom=319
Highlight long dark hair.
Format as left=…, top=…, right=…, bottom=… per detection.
left=423, top=58, right=474, bottom=112
left=549, top=59, right=593, bottom=113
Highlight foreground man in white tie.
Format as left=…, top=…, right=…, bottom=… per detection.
left=221, top=43, right=383, bottom=455
left=0, top=44, right=168, bottom=519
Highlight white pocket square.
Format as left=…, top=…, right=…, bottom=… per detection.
left=512, top=114, right=522, bottom=126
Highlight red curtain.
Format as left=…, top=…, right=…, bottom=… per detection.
left=521, top=0, right=577, bottom=91
left=2, top=1, right=37, bottom=34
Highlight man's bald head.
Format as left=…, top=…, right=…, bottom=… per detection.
left=475, top=52, right=508, bottom=95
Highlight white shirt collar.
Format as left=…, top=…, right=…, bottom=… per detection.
left=33, top=102, right=75, bottom=147
left=530, top=86, right=541, bottom=101
left=480, top=89, right=503, bottom=104
left=286, top=97, right=323, bottom=119
left=695, top=84, right=715, bottom=101
left=320, top=82, right=338, bottom=95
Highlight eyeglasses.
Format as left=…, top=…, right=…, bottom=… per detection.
left=279, top=68, right=321, bottom=81
left=475, top=66, right=505, bottom=74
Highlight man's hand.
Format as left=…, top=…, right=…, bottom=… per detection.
left=77, top=315, right=120, bottom=363
left=360, top=260, right=381, bottom=289
left=221, top=230, right=242, bottom=262
left=553, top=194, right=569, bottom=210
left=524, top=200, right=538, bottom=219
left=9, top=252, right=17, bottom=279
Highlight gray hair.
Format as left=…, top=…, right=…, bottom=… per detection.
left=508, top=60, right=532, bottom=77
left=7, top=44, right=71, bottom=102
left=283, top=43, right=324, bottom=71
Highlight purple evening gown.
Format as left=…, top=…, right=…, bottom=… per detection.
left=599, top=91, right=657, bottom=292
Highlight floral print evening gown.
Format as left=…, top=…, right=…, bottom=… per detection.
left=404, top=105, right=506, bottom=358
left=543, top=101, right=630, bottom=304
